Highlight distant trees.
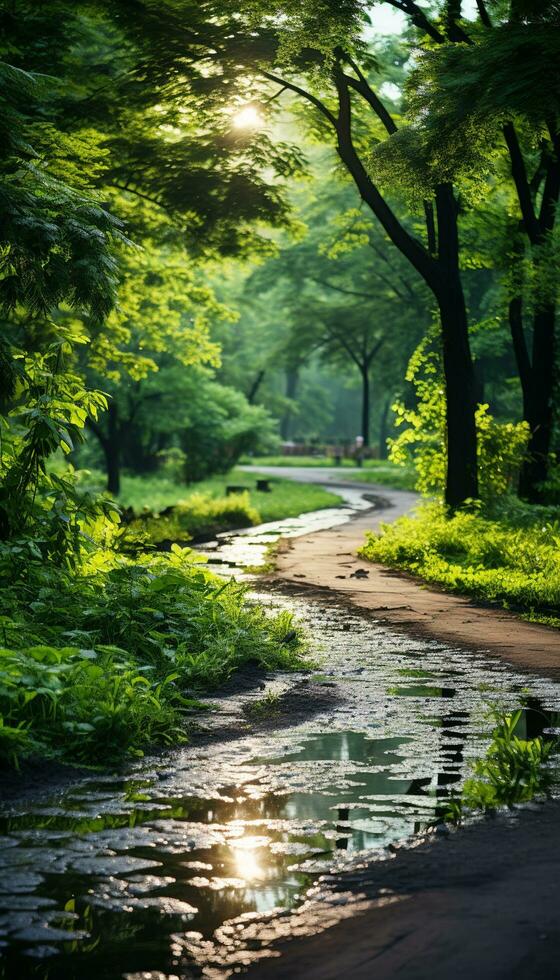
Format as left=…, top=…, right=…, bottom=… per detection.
left=243, top=176, right=428, bottom=449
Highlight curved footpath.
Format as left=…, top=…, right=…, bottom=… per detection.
left=246, top=465, right=560, bottom=678
left=239, top=465, right=560, bottom=980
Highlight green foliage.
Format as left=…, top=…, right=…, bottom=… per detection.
left=0, top=61, right=125, bottom=321
left=116, top=470, right=343, bottom=524
left=360, top=500, right=560, bottom=625
left=446, top=708, right=558, bottom=822
left=390, top=336, right=529, bottom=499
left=0, top=543, right=306, bottom=767
left=0, top=57, right=128, bottom=558
left=0, top=329, right=121, bottom=559
left=178, top=383, right=278, bottom=483
left=126, top=492, right=261, bottom=546
left=243, top=690, right=282, bottom=719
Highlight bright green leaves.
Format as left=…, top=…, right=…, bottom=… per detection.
left=0, top=547, right=306, bottom=768
left=359, top=498, right=560, bottom=625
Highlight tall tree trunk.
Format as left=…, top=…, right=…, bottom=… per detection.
left=437, top=283, right=478, bottom=507
left=379, top=396, right=391, bottom=459
left=280, top=368, right=299, bottom=440
left=518, top=304, right=556, bottom=501
left=247, top=369, right=265, bottom=404
left=360, top=364, right=370, bottom=446
left=435, top=184, right=478, bottom=507
left=332, top=72, right=478, bottom=504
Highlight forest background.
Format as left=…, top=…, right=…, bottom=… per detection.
left=1, top=0, right=560, bottom=768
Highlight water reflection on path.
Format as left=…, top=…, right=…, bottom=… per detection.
left=199, top=485, right=373, bottom=576
left=1, top=585, right=560, bottom=979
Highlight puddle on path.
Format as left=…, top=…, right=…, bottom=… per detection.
left=1, top=589, right=560, bottom=979
left=198, top=484, right=372, bottom=576
left=1, top=493, right=560, bottom=978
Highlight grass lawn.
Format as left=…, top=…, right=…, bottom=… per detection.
left=359, top=499, right=560, bottom=628
left=119, top=469, right=343, bottom=521
left=241, top=455, right=416, bottom=490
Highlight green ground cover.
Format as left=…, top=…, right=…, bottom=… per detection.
left=0, top=545, right=306, bottom=768
left=360, top=501, right=560, bottom=627
left=242, top=456, right=415, bottom=490
left=116, top=470, right=343, bottom=543
left=446, top=709, right=559, bottom=821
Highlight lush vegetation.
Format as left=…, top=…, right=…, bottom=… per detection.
left=1, top=1, right=559, bottom=770
left=102, top=470, right=343, bottom=545
left=0, top=544, right=305, bottom=768
left=360, top=501, right=560, bottom=626
left=446, top=709, right=559, bottom=821
left=118, top=471, right=342, bottom=524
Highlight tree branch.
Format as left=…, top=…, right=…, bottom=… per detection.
left=538, top=131, right=560, bottom=237
left=341, top=58, right=397, bottom=136
left=308, top=276, right=378, bottom=301
left=475, top=0, right=492, bottom=27
left=366, top=336, right=385, bottom=366
left=109, top=182, right=174, bottom=217
left=332, top=66, right=436, bottom=289
left=502, top=123, right=540, bottom=244
left=383, top=0, right=445, bottom=42
left=260, top=70, right=336, bottom=127
left=367, top=239, right=417, bottom=301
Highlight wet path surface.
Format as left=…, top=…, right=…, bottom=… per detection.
left=2, top=491, right=560, bottom=978
left=198, top=482, right=374, bottom=577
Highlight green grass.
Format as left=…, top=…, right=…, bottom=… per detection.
left=118, top=469, right=343, bottom=533
left=0, top=543, right=307, bottom=769
left=446, top=708, right=559, bottom=822
left=241, top=456, right=416, bottom=490
left=359, top=499, right=560, bottom=627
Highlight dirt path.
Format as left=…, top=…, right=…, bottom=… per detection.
left=239, top=467, right=560, bottom=979
left=247, top=467, right=560, bottom=677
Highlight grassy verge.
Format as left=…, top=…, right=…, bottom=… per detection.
left=359, top=500, right=560, bottom=627
left=0, top=544, right=306, bottom=769
left=241, top=456, right=415, bottom=490
left=117, top=469, right=343, bottom=543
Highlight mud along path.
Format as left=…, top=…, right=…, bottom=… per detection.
left=244, top=466, right=560, bottom=677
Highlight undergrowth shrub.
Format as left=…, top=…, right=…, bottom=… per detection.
left=390, top=335, right=529, bottom=499
left=360, top=500, right=560, bottom=624
left=125, top=491, right=260, bottom=546
left=0, top=543, right=305, bottom=767
left=446, top=709, right=559, bottom=822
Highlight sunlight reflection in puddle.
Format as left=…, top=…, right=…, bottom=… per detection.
left=1, top=572, right=560, bottom=976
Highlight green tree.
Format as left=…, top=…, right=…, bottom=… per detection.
left=384, top=0, right=560, bottom=500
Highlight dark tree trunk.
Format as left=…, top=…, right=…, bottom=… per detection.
left=247, top=369, right=265, bottom=404
left=360, top=365, right=370, bottom=446
left=505, top=128, right=559, bottom=500
left=518, top=305, right=556, bottom=501
left=379, top=396, right=391, bottom=459
left=435, top=183, right=478, bottom=507
left=437, top=284, right=478, bottom=507
left=280, top=368, right=299, bottom=440
left=333, top=74, right=478, bottom=505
